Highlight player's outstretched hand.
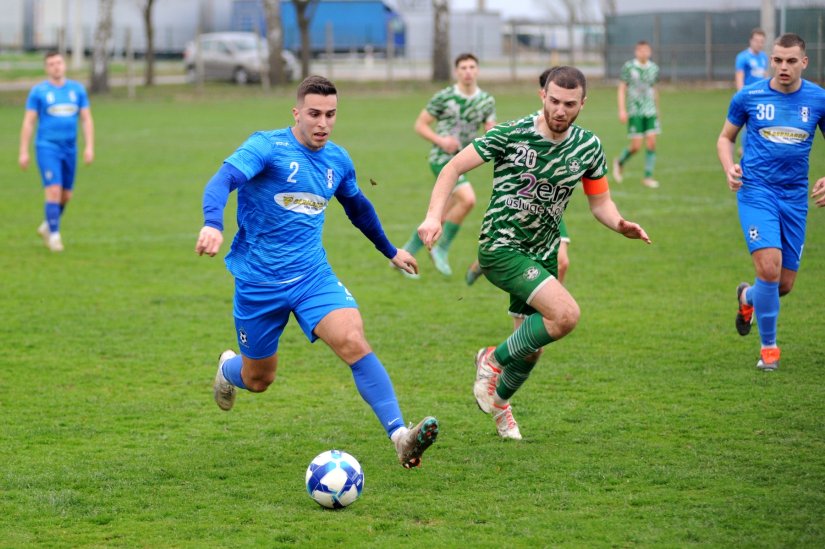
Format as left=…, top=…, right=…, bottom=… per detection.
left=196, top=226, right=223, bottom=257
left=391, top=249, right=419, bottom=276
left=812, top=177, right=825, bottom=208
left=417, top=217, right=442, bottom=250
left=617, top=219, right=651, bottom=244
left=19, top=152, right=29, bottom=170
left=726, top=163, right=743, bottom=192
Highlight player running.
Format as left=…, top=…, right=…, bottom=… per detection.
left=717, top=33, right=825, bottom=371
left=196, top=76, right=438, bottom=468
left=418, top=66, right=651, bottom=440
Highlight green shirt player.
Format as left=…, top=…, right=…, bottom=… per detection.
left=418, top=66, right=651, bottom=440
left=613, top=40, right=661, bottom=188
left=399, top=53, right=496, bottom=279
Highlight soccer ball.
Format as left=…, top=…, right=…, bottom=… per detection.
left=305, top=450, right=364, bottom=509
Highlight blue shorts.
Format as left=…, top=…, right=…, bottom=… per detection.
left=737, top=184, right=807, bottom=272
left=233, top=265, right=358, bottom=359
left=36, top=145, right=77, bottom=190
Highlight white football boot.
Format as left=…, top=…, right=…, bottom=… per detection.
left=213, top=350, right=237, bottom=411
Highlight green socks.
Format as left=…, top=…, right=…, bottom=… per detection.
left=403, top=229, right=424, bottom=255
left=644, top=150, right=656, bottom=178
left=437, top=221, right=460, bottom=251
left=493, top=313, right=555, bottom=400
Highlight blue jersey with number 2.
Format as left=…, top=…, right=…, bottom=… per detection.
left=223, top=128, right=360, bottom=284
left=727, top=79, right=825, bottom=192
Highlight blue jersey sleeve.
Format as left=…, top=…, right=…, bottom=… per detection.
left=224, top=132, right=272, bottom=181
left=202, top=162, right=248, bottom=231
left=334, top=151, right=360, bottom=198
left=25, top=87, right=39, bottom=112
left=735, top=51, right=747, bottom=72
left=76, top=83, right=90, bottom=109
left=727, top=91, right=747, bottom=128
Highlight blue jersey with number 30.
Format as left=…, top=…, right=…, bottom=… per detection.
left=223, top=128, right=360, bottom=284
left=728, top=79, right=825, bottom=191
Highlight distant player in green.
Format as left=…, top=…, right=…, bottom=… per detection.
left=613, top=40, right=660, bottom=189
left=398, top=53, right=496, bottom=278
left=418, top=66, right=651, bottom=440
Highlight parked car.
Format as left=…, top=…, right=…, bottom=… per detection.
left=183, top=32, right=298, bottom=84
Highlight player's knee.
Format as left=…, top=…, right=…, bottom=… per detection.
left=779, top=281, right=794, bottom=297
left=548, top=301, right=580, bottom=338
left=336, top=329, right=371, bottom=363
left=246, top=371, right=276, bottom=392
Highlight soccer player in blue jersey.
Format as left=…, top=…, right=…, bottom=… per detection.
left=717, top=33, right=825, bottom=371
left=19, top=51, right=94, bottom=252
left=195, top=75, right=438, bottom=468
left=734, top=28, right=769, bottom=156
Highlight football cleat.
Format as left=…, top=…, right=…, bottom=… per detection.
left=491, top=402, right=522, bottom=440
left=756, top=347, right=780, bottom=371
left=612, top=158, right=623, bottom=183
left=213, top=349, right=237, bottom=411
left=48, top=232, right=64, bottom=252
left=735, top=282, right=754, bottom=336
left=395, top=416, right=439, bottom=468
left=474, top=346, right=501, bottom=414
left=37, top=221, right=49, bottom=245
left=642, top=177, right=660, bottom=189
left=465, top=261, right=484, bottom=286
left=429, top=247, right=453, bottom=276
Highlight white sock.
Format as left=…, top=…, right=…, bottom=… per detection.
left=390, top=426, right=408, bottom=445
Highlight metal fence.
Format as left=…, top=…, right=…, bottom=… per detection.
left=605, top=8, right=825, bottom=83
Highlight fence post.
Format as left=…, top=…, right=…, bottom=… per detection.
left=705, top=13, right=712, bottom=81
left=126, top=27, right=135, bottom=99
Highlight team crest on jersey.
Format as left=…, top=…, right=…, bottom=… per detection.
left=45, top=170, right=53, bottom=181
left=46, top=92, right=54, bottom=104
left=523, top=266, right=540, bottom=281
left=565, top=157, right=582, bottom=174
left=799, top=106, right=810, bottom=123
left=748, top=225, right=760, bottom=243
left=327, top=168, right=334, bottom=189
left=69, top=90, right=77, bottom=102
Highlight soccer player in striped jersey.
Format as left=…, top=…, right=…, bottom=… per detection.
left=613, top=40, right=661, bottom=189
left=19, top=51, right=94, bottom=252
left=418, top=66, right=651, bottom=440
left=196, top=76, right=438, bottom=468
left=717, top=33, right=825, bottom=371
left=398, top=53, right=496, bottom=278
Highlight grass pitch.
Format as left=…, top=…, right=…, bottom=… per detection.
left=1, top=80, right=824, bottom=547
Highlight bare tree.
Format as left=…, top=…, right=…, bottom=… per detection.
left=263, top=0, right=287, bottom=85
left=432, top=0, right=450, bottom=81
left=90, top=0, right=115, bottom=94
left=292, top=0, right=320, bottom=80
left=137, top=0, right=158, bottom=86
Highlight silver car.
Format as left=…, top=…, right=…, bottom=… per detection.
left=184, top=32, right=298, bottom=84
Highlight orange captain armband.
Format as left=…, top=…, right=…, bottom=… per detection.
left=582, top=176, right=609, bottom=196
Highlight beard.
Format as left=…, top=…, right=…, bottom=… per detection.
left=543, top=108, right=580, bottom=135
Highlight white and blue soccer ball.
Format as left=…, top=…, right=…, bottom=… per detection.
left=305, top=450, right=364, bottom=509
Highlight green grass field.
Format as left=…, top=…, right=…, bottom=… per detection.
left=1, top=79, right=824, bottom=547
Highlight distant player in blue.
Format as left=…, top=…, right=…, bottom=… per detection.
left=18, top=51, right=94, bottom=253
left=195, top=76, right=438, bottom=468
left=734, top=28, right=769, bottom=155
left=717, top=33, right=825, bottom=371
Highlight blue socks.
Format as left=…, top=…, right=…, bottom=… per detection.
left=350, top=353, right=405, bottom=437
left=220, top=354, right=247, bottom=390
left=751, top=278, right=779, bottom=347
left=45, top=202, right=61, bottom=233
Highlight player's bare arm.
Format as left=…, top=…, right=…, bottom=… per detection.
left=418, top=145, right=485, bottom=248
left=617, top=81, right=628, bottom=123
left=80, top=107, right=94, bottom=164
left=717, top=121, right=743, bottom=191
left=196, top=226, right=223, bottom=257
left=18, top=110, right=37, bottom=170
left=812, top=177, right=825, bottom=208
left=414, top=109, right=459, bottom=154
left=586, top=191, right=651, bottom=244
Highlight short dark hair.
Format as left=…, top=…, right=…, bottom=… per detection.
left=542, top=66, right=587, bottom=99
left=775, top=33, right=806, bottom=52
left=44, top=50, right=61, bottom=61
left=296, top=75, right=337, bottom=102
left=636, top=40, right=650, bottom=48
left=750, top=28, right=766, bottom=39
left=454, top=53, right=479, bottom=67
left=538, top=68, right=553, bottom=89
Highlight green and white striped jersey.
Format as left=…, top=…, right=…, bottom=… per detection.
left=620, top=59, right=659, bottom=117
left=472, top=113, right=607, bottom=262
left=425, top=85, right=496, bottom=166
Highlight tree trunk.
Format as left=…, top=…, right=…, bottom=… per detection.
left=292, top=0, right=319, bottom=80
left=263, top=0, right=286, bottom=85
left=432, top=0, right=450, bottom=81
left=141, top=0, right=157, bottom=86
left=90, top=0, right=114, bottom=94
